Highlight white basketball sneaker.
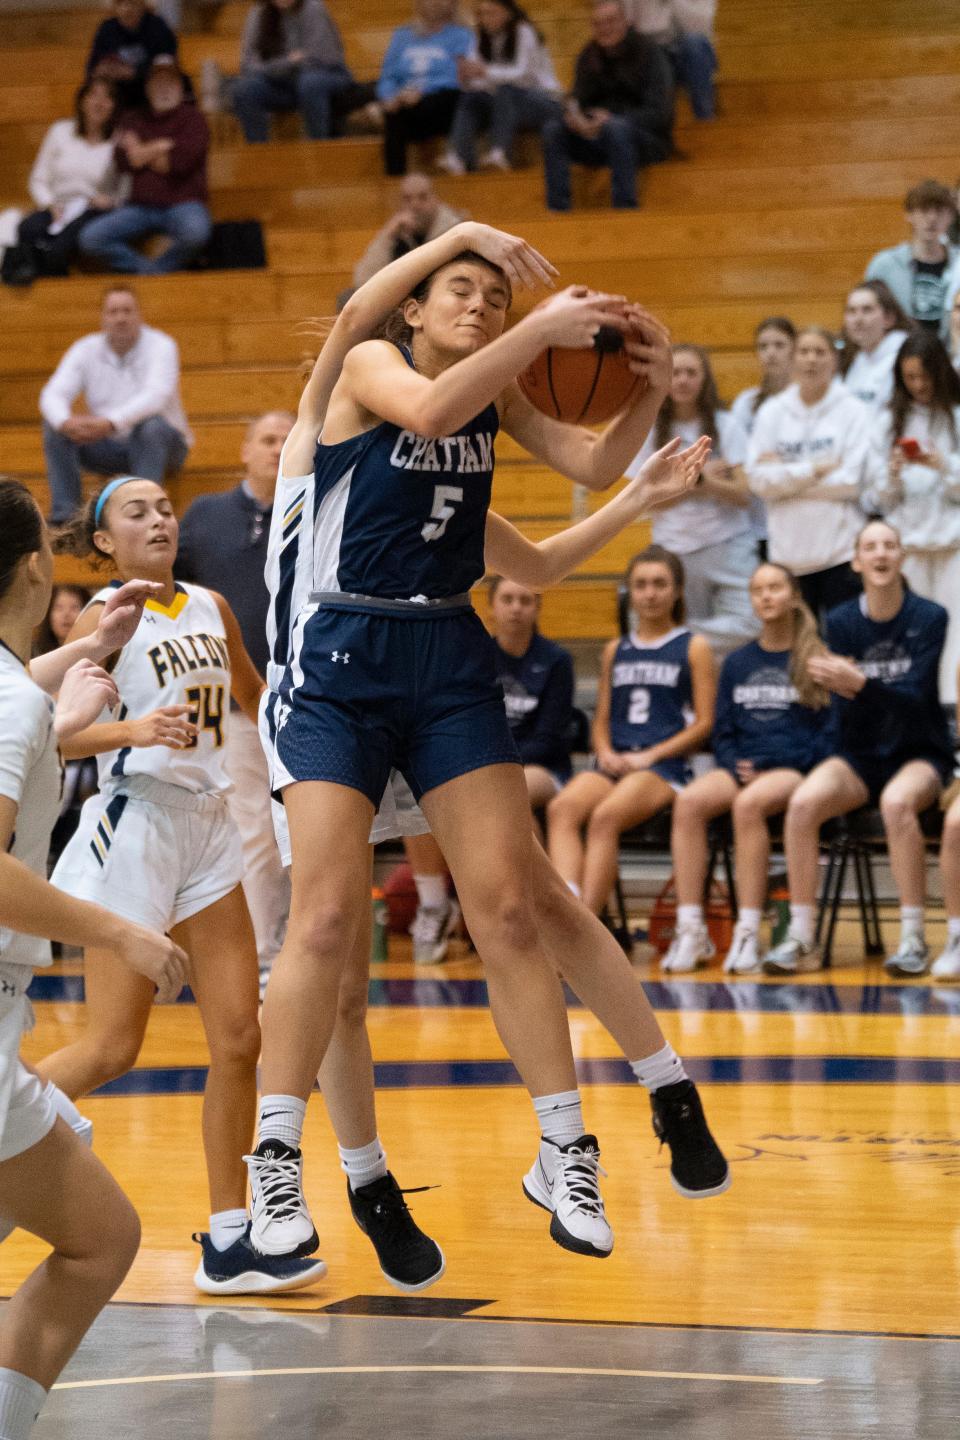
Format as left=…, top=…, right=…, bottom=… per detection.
left=763, top=934, right=823, bottom=974
left=931, top=933, right=960, bottom=980
left=661, top=924, right=715, bottom=974
left=410, top=898, right=461, bottom=965
left=246, top=1139, right=320, bottom=1257
left=523, top=1134, right=613, bottom=1258
left=723, top=927, right=762, bottom=975
left=884, top=935, right=930, bottom=978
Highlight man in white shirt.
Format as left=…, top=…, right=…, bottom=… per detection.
left=39, top=284, right=191, bottom=522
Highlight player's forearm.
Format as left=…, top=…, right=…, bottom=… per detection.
left=0, top=853, right=126, bottom=951
left=416, top=316, right=550, bottom=438
left=574, top=383, right=669, bottom=491
left=534, top=484, right=646, bottom=584
left=59, top=721, right=130, bottom=760
left=30, top=632, right=110, bottom=695
left=341, top=223, right=478, bottom=340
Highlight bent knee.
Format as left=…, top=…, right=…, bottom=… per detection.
left=880, top=793, right=920, bottom=830
left=287, top=900, right=358, bottom=959
left=475, top=893, right=539, bottom=954
left=210, top=1016, right=261, bottom=1069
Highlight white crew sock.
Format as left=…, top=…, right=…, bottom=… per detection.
left=209, top=1208, right=248, bottom=1252
left=338, top=1137, right=388, bottom=1192
left=629, top=1042, right=688, bottom=1092
left=42, top=1081, right=92, bottom=1144
left=257, top=1094, right=307, bottom=1149
left=900, top=906, right=924, bottom=943
left=533, top=1090, right=585, bottom=1147
left=947, top=917, right=960, bottom=944
left=677, top=904, right=703, bottom=930
left=735, top=908, right=762, bottom=935
left=566, top=880, right=581, bottom=899
left=0, top=1369, right=47, bottom=1440
left=789, top=904, right=815, bottom=946
left=413, top=874, right=448, bottom=910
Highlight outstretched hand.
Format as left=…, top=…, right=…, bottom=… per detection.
left=629, top=435, right=712, bottom=512
left=95, top=579, right=163, bottom=655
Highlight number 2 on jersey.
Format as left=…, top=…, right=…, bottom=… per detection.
left=422, top=484, right=464, bottom=542
left=185, top=684, right=225, bottom=748
left=628, top=687, right=650, bottom=726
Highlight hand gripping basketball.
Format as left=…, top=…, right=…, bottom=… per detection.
left=518, top=287, right=648, bottom=425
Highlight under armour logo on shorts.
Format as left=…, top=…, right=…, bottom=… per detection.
left=331, top=651, right=350, bottom=664
left=0, top=979, right=16, bottom=997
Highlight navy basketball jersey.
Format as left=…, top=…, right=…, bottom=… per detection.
left=608, top=628, right=693, bottom=752
left=311, top=344, right=498, bottom=600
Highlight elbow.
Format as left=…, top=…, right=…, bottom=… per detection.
left=416, top=402, right=459, bottom=439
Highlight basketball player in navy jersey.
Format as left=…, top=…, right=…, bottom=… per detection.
left=251, top=224, right=731, bottom=1267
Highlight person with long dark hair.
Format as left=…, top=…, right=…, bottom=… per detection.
left=438, top=0, right=562, bottom=172
left=729, top=317, right=797, bottom=435
left=840, top=279, right=913, bottom=411
left=864, top=329, right=960, bottom=701
left=232, top=0, right=353, bottom=142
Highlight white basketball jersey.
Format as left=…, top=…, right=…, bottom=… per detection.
left=264, top=447, right=315, bottom=695
left=93, top=582, right=232, bottom=795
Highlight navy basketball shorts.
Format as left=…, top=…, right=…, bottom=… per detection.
left=272, top=601, right=521, bottom=807
left=837, top=749, right=952, bottom=806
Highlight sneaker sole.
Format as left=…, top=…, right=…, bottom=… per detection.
left=884, top=963, right=929, bottom=978
left=762, top=960, right=798, bottom=976
left=193, top=1257, right=328, bottom=1296
left=671, top=1169, right=732, bottom=1201
left=248, top=1225, right=321, bottom=1260
left=378, top=1249, right=446, bottom=1294
left=522, top=1180, right=611, bottom=1258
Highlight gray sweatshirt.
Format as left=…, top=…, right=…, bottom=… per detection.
left=239, top=0, right=348, bottom=77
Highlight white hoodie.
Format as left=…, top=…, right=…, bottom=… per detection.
left=863, top=404, right=960, bottom=552
left=843, top=328, right=910, bottom=411
left=746, top=379, right=871, bottom=574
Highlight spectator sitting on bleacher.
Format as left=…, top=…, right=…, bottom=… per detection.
left=934, top=710, right=960, bottom=980
left=625, top=344, right=756, bottom=658
left=729, top=317, right=796, bottom=437
left=79, top=56, right=212, bottom=276
left=437, top=1, right=561, bottom=174
left=627, top=0, right=717, bottom=121
left=865, top=180, right=958, bottom=340
left=664, top=561, right=835, bottom=976
left=3, top=81, right=125, bottom=288
left=376, top=0, right=475, bottom=176
left=863, top=329, right=960, bottom=704
left=86, top=0, right=180, bottom=109
left=39, top=284, right=191, bottom=523
left=763, top=520, right=954, bottom=979
left=547, top=546, right=715, bottom=917
left=351, top=173, right=464, bottom=288
left=231, top=0, right=353, bottom=143
left=746, top=326, right=871, bottom=620
left=951, top=287, right=960, bottom=374
left=840, top=279, right=912, bottom=412
left=488, top=575, right=575, bottom=835
left=541, top=0, right=673, bottom=212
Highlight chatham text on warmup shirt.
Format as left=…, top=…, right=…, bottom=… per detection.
left=713, top=641, right=836, bottom=777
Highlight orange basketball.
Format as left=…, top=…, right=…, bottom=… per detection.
left=517, top=325, right=645, bottom=425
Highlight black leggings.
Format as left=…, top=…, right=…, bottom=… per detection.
left=17, top=207, right=99, bottom=276
left=383, top=89, right=460, bottom=175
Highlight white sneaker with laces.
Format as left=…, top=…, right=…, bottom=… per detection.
left=931, top=933, right=960, bottom=980
left=410, top=899, right=460, bottom=965
left=435, top=149, right=465, bottom=175
left=723, top=927, right=761, bottom=975
left=762, top=934, right=823, bottom=975
left=661, top=924, right=715, bottom=974
left=246, top=1140, right=319, bottom=1257
left=884, top=934, right=930, bottom=978
left=481, top=146, right=511, bottom=170
left=523, top=1135, right=613, bottom=1258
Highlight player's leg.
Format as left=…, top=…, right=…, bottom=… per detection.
left=764, top=757, right=869, bottom=974
left=725, top=768, right=804, bottom=973
left=546, top=771, right=614, bottom=898
left=666, top=768, right=739, bottom=973
left=403, top=830, right=459, bottom=966
left=34, top=947, right=153, bottom=1098
left=580, top=770, right=676, bottom=915
left=933, top=789, right=960, bottom=979
left=524, top=764, right=561, bottom=844
left=880, top=760, right=943, bottom=977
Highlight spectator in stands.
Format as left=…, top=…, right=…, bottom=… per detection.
left=4, top=81, right=125, bottom=287
left=86, top=0, right=180, bottom=109
left=664, top=562, right=835, bottom=974
left=627, top=0, right=717, bottom=121
left=951, top=286, right=960, bottom=372
left=547, top=547, right=715, bottom=916
left=232, top=0, right=353, bottom=142
left=764, top=520, right=954, bottom=978
left=541, top=0, right=674, bottom=212
left=351, top=173, right=464, bottom=288
left=437, top=1, right=562, bottom=173
left=934, top=743, right=960, bottom=979
left=79, top=56, right=212, bottom=275
left=747, top=326, right=872, bottom=619
left=488, top=575, right=575, bottom=834
left=176, top=411, right=294, bottom=993
left=840, top=279, right=912, bottom=411
left=32, top=584, right=92, bottom=657
left=865, top=180, right=958, bottom=339
left=864, top=330, right=960, bottom=702
left=39, top=284, right=191, bottom=523
left=376, top=0, right=475, bottom=176
left=626, top=344, right=756, bottom=657
left=729, top=317, right=796, bottom=436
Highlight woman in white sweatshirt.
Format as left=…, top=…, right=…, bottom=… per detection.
left=746, top=326, right=872, bottom=619
left=840, top=279, right=913, bottom=412
left=864, top=329, right=960, bottom=701
left=439, top=0, right=561, bottom=172
left=11, top=80, right=124, bottom=283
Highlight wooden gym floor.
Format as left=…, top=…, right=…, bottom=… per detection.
left=3, top=909, right=960, bottom=1435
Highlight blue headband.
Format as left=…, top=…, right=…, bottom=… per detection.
left=94, top=476, right=140, bottom=526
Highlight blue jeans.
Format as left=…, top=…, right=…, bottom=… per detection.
left=78, top=202, right=212, bottom=275
left=664, top=34, right=717, bottom=120
left=541, top=113, right=671, bottom=210
left=448, top=85, right=562, bottom=168
left=232, top=65, right=353, bottom=141
left=42, top=416, right=189, bottom=522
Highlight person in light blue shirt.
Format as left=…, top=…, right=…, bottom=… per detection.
left=377, top=0, right=474, bottom=174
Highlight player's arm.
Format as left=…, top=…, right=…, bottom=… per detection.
left=284, top=223, right=558, bottom=475
left=210, top=591, right=267, bottom=726
left=591, top=638, right=618, bottom=769
left=483, top=436, right=709, bottom=587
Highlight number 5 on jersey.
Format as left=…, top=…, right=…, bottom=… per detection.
left=422, top=484, right=464, bottom=542
left=185, top=683, right=225, bottom=748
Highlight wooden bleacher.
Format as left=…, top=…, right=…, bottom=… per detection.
left=0, top=0, right=958, bottom=645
